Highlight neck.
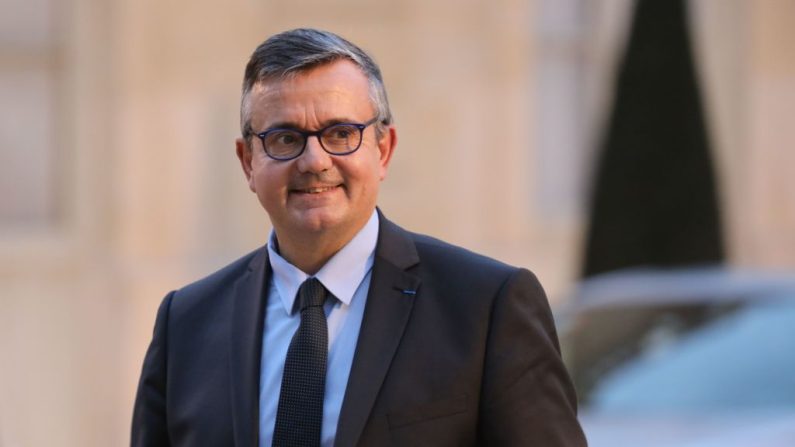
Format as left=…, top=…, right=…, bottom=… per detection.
left=276, top=235, right=344, bottom=275
left=273, top=217, right=371, bottom=275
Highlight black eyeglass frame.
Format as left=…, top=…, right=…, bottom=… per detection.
left=251, top=116, right=381, bottom=161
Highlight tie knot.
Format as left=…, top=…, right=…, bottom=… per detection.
left=297, top=277, right=326, bottom=311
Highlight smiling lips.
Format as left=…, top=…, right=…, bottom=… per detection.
left=292, top=185, right=341, bottom=194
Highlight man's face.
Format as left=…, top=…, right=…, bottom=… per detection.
left=236, top=59, right=396, bottom=243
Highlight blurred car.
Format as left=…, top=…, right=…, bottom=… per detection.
left=556, top=267, right=795, bottom=447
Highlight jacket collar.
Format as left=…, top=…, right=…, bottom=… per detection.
left=334, top=210, right=421, bottom=447
left=229, top=246, right=270, bottom=447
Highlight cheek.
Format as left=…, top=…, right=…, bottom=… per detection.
left=372, top=154, right=388, bottom=182
left=358, top=159, right=385, bottom=195
left=251, top=162, right=287, bottom=202
left=254, top=176, right=285, bottom=216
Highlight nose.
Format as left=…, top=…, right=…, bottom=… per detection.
left=296, top=135, right=332, bottom=173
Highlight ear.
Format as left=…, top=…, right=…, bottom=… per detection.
left=376, top=125, right=397, bottom=181
left=235, top=137, right=256, bottom=192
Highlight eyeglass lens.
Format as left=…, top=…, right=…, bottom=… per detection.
left=264, top=123, right=363, bottom=159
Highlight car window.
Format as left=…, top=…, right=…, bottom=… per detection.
left=563, top=298, right=795, bottom=412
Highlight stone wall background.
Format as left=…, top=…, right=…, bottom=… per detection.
left=1, top=0, right=793, bottom=445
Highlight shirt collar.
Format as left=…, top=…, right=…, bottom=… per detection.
left=267, top=210, right=379, bottom=315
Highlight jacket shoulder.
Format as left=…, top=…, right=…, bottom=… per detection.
left=410, top=232, right=516, bottom=273
left=406, top=232, right=528, bottom=293
left=169, top=246, right=265, bottom=309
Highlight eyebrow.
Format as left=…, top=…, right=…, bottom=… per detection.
left=259, top=117, right=361, bottom=133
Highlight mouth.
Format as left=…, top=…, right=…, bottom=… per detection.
left=291, top=184, right=343, bottom=195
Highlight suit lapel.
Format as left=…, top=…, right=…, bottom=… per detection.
left=334, top=214, right=421, bottom=447
left=228, top=247, right=270, bottom=447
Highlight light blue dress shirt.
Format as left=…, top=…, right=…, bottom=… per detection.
left=259, top=211, right=378, bottom=447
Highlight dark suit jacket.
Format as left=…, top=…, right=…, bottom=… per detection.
left=132, top=213, right=587, bottom=446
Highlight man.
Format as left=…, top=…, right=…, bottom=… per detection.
left=132, top=28, right=586, bottom=446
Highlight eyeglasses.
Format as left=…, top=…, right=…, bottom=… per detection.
left=252, top=116, right=380, bottom=161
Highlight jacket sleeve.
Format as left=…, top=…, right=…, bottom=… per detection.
left=131, top=291, right=175, bottom=447
left=477, top=269, right=587, bottom=446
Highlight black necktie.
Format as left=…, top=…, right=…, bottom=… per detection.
left=273, top=277, right=328, bottom=447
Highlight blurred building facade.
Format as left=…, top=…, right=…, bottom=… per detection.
left=1, top=0, right=793, bottom=445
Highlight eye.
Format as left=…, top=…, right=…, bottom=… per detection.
left=325, top=124, right=357, bottom=141
left=276, top=132, right=298, bottom=145
left=266, top=130, right=302, bottom=147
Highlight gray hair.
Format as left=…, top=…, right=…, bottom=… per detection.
left=240, top=28, right=392, bottom=139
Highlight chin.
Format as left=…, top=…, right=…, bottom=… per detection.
left=292, top=208, right=345, bottom=234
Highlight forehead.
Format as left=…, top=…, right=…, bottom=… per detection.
left=248, top=60, right=373, bottom=127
